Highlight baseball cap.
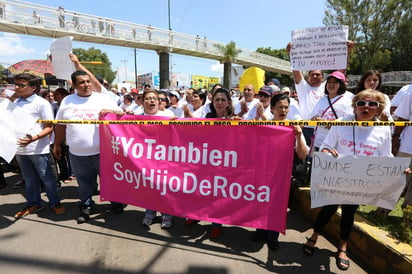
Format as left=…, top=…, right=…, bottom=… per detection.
left=268, top=78, right=281, bottom=86
left=281, top=87, right=291, bottom=94
left=130, top=88, right=138, bottom=94
left=169, top=90, right=180, bottom=98
left=258, top=85, right=275, bottom=96
left=326, top=71, right=346, bottom=81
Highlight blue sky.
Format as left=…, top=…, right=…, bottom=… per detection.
left=0, top=0, right=326, bottom=82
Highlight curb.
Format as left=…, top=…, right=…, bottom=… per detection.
left=290, top=185, right=412, bottom=274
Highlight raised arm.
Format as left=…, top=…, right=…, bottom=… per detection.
left=286, top=42, right=303, bottom=85
left=69, top=53, right=102, bottom=92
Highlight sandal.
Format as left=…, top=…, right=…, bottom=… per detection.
left=336, top=250, right=350, bottom=271
left=302, top=237, right=316, bottom=256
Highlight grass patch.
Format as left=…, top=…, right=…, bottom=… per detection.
left=357, top=198, right=412, bottom=245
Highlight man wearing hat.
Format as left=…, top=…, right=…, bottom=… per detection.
left=267, top=78, right=281, bottom=88
left=245, top=85, right=280, bottom=120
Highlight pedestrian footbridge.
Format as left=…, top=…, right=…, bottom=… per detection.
left=0, top=0, right=292, bottom=77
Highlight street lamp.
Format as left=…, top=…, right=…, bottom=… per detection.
left=121, top=59, right=128, bottom=82
left=168, top=0, right=171, bottom=30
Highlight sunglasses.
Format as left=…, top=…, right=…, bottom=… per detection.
left=15, top=83, right=30, bottom=88
left=158, top=98, right=167, bottom=102
left=355, top=100, right=379, bottom=108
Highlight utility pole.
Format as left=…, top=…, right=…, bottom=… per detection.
left=168, top=0, right=171, bottom=30
left=121, top=59, right=128, bottom=82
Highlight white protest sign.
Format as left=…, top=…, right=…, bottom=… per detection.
left=290, top=25, right=349, bottom=70
left=50, top=36, right=75, bottom=80
left=310, top=152, right=410, bottom=210
left=0, top=98, right=18, bottom=163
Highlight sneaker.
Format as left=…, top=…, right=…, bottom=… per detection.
left=52, top=204, right=66, bottom=216
left=161, top=218, right=172, bottom=229
left=13, top=179, right=25, bottom=189
left=185, top=219, right=200, bottom=226
left=210, top=226, right=222, bottom=238
left=77, top=206, right=91, bottom=224
left=15, top=205, right=43, bottom=219
left=142, top=216, right=154, bottom=226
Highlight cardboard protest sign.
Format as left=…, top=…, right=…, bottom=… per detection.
left=290, top=25, right=349, bottom=70
left=310, top=152, right=410, bottom=210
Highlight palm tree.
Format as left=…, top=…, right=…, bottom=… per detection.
left=215, top=41, right=241, bottom=88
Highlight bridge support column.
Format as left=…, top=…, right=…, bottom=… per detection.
left=158, top=51, right=170, bottom=89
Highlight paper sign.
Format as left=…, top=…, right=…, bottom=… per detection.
left=290, top=25, right=349, bottom=70
left=50, top=36, right=75, bottom=80
left=310, top=152, right=410, bottom=210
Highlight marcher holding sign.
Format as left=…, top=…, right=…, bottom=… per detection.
left=251, top=93, right=309, bottom=250
left=303, top=89, right=393, bottom=271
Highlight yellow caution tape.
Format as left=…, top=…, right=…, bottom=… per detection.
left=37, top=120, right=412, bottom=126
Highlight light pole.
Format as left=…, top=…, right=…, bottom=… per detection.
left=121, top=59, right=128, bottom=82
left=134, top=49, right=138, bottom=88
left=168, top=0, right=171, bottom=30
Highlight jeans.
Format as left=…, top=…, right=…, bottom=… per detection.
left=16, top=154, right=60, bottom=207
left=69, top=153, right=99, bottom=207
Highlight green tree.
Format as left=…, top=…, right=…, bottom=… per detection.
left=0, top=64, right=8, bottom=82
left=72, top=47, right=116, bottom=83
left=389, top=9, right=412, bottom=71
left=215, top=41, right=241, bottom=88
left=323, top=0, right=410, bottom=73
left=255, top=47, right=294, bottom=87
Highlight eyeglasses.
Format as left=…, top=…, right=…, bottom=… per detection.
left=355, top=100, right=379, bottom=108
left=15, top=83, right=30, bottom=88
left=258, top=93, right=270, bottom=98
left=158, top=98, right=167, bottom=102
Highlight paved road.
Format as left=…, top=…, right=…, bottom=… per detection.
left=0, top=171, right=370, bottom=274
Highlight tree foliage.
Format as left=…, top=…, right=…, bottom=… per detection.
left=215, top=41, right=241, bottom=88
left=255, top=47, right=294, bottom=87
left=323, top=0, right=411, bottom=73
left=72, top=47, right=116, bottom=83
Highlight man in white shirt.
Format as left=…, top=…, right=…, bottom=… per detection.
left=13, top=73, right=66, bottom=219
left=53, top=70, right=122, bottom=224
left=393, top=88, right=412, bottom=212
left=235, top=84, right=259, bottom=119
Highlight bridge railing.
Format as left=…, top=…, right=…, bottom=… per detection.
left=2, top=0, right=291, bottom=73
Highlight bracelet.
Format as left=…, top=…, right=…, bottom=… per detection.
left=36, top=134, right=40, bottom=140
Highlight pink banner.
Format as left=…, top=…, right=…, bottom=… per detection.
left=100, top=114, right=295, bottom=232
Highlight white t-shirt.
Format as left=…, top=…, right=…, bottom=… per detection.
left=394, top=89, right=412, bottom=154
left=135, top=110, right=175, bottom=118
left=245, top=104, right=273, bottom=120
left=14, top=94, right=54, bottom=155
left=56, top=92, right=119, bottom=156
left=320, top=115, right=392, bottom=157
left=391, top=85, right=411, bottom=108
left=167, top=105, right=184, bottom=118
left=295, top=79, right=326, bottom=120
left=192, top=105, right=206, bottom=118
left=288, top=97, right=303, bottom=121
left=310, top=95, right=353, bottom=147
left=234, top=98, right=259, bottom=119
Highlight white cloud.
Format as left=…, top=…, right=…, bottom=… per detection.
left=0, top=33, right=36, bottom=57
left=210, top=63, right=223, bottom=73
